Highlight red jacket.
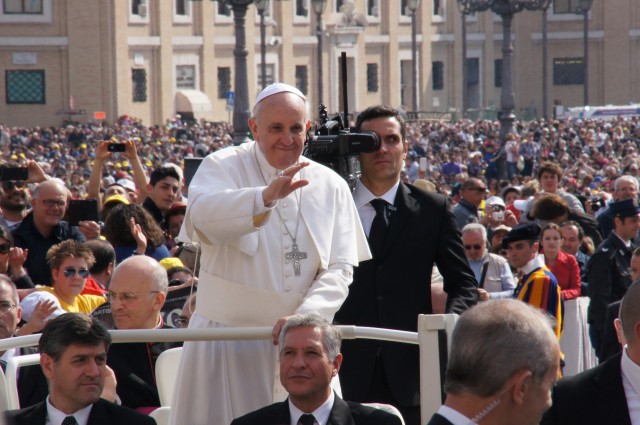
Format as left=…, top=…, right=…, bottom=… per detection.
left=547, top=250, right=581, bottom=300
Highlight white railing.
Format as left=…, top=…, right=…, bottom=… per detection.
left=0, top=314, right=460, bottom=424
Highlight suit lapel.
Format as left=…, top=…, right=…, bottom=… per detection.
left=593, top=356, right=632, bottom=425
left=327, top=396, right=355, bottom=425
left=86, top=399, right=111, bottom=425
left=277, top=401, right=292, bottom=425
left=379, top=183, right=417, bottom=259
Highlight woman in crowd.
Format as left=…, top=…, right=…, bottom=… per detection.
left=540, top=223, right=581, bottom=300
left=103, top=203, right=170, bottom=263
left=0, top=226, right=33, bottom=289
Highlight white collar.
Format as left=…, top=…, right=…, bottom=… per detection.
left=46, top=396, right=93, bottom=425
left=288, top=391, right=334, bottom=425
left=436, top=405, right=476, bottom=425
left=520, top=254, right=546, bottom=276
left=621, top=347, right=640, bottom=397
left=613, top=231, right=633, bottom=248
left=353, top=179, right=399, bottom=209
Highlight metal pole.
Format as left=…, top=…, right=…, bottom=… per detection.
left=542, top=9, right=548, bottom=119
left=260, top=8, right=267, bottom=90
left=231, top=1, right=252, bottom=146
left=461, top=13, right=467, bottom=119
left=498, top=12, right=516, bottom=144
left=411, top=9, right=418, bottom=112
left=317, top=12, right=324, bottom=104
left=583, top=9, right=589, bottom=106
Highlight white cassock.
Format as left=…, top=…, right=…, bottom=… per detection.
left=169, top=141, right=370, bottom=425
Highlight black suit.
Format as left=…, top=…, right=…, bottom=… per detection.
left=425, top=413, right=454, bottom=425
left=5, top=398, right=157, bottom=425
left=540, top=352, right=631, bottom=425
left=230, top=395, right=402, bottom=425
left=335, top=183, right=478, bottom=424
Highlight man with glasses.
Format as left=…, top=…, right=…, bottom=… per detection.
left=452, top=178, right=487, bottom=230
left=0, top=161, right=48, bottom=230
left=461, top=224, right=515, bottom=301
left=104, top=255, right=179, bottom=411
left=11, top=180, right=86, bottom=286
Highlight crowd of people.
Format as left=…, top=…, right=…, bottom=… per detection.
left=0, top=91, right=639, bottom=425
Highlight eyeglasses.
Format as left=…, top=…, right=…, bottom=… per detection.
left=1, top=181, right=26, bottom=191
left=41, top=199, right=67, bottom=208
left=62, top=267, right=90, bottom=278
left=0, top=301, right=16, bottom=313
left=464, top=244, right=483, bottom=251
left=0, top=244, right=10, bottom=255
left=104, top=290, right=160, bottom=303
left=469, top=187, right=487, bottom=193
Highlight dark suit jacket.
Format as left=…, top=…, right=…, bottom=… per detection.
left=425, top=413, right=454, bottom=425
left=230, top=395, right=402, bottom=425
left=5, top=398, right=157, bottom=425
left=335, top=183, right=478, bottom=405
left=540, top=352, right=631, bottom=425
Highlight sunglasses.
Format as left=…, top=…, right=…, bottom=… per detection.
left=62, top=267, right=90, bottom=279
left=0, top=244, right=10, bottom=255
left=469, top=187, right=487, bottom=193
left=464, top=244, right=483, bottom=251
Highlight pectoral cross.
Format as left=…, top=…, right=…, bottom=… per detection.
left=285, top=242, right=307, bottom=276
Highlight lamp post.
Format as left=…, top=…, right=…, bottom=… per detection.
left=226, top=0, right=254, bottom=145
left=407, top=0, right=421, bottom=113
left=576, top=0, right=593, bottom=106
left=456, top=0, right=551, bottom=147
left=255, top=0, right=269, bottom=91
left=311, top=0, right=327, bottom=104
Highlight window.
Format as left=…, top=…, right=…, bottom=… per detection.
left=176, top=65, right=196, bottom=89
left=367, top=63, right=379, bottom=93
left=295, top=66, right=308, bottom=95
left=256, top=64, right=275, bottom=91
left=295, top=0, right=308, bottom=17
left=131, top=0, right=147, bottom=16
left=132, top=69, right=147, bottom=102
left=218, top=67, right=231, bottom=99
left=466, top=58, right=479, bottom=85
left=432, top=62, right=444, bottom=90
left=218, top=0, right=232, bottom=16
left=494, top=59, right=502, bottom=88
left=3, top=0, right=42, bottom=14
left=335, top=0, right=343, bottom=12
left=553, top=57, right=584, bottom=85
left=6, top=70, right=45, bottom=104
left=400, top=0, right=410, bottom=16
left=433, top=0, right=442, bottom=15
left=175, top=0, right=186, bottom=15
left=553, top=0, right=578, bottom=14
left=367, top=0, right=379, bottom=17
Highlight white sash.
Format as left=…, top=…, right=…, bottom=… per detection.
left=196, top=270, right=303, bottom=326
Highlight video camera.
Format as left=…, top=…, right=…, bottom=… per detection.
left=303, top=52, right=380, bottom=190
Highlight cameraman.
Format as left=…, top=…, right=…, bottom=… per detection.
left=596, top=176, right=638, bottom=238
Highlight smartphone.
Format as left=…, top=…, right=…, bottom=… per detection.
left=492, top=211, right=505, bottom=222
left=0, top=167, right=29, bottom=181
left=183, top=157, right=204, bottom=187
left=108, top=143, right=126, bottom=152
left=67, top=199, right=100, bottom=226
left=419, top=157, right=427, bottom=172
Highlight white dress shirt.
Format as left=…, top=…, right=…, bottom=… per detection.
left=45, top=396, right=93, bottom=425
left=288, top=391, right=334, bottom=425
left=353, top=179, right=400, bottom=236
left=621, top=347, right=640, bottom=425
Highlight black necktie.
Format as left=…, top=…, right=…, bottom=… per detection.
left=61, top=416, right=78, bottom=425
left=369, top=198, right=389, bottom=258
left=299, top=414, right=316, bottom=425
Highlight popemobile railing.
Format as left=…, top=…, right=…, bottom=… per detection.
left=0, top=314, right=460, bottom=425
